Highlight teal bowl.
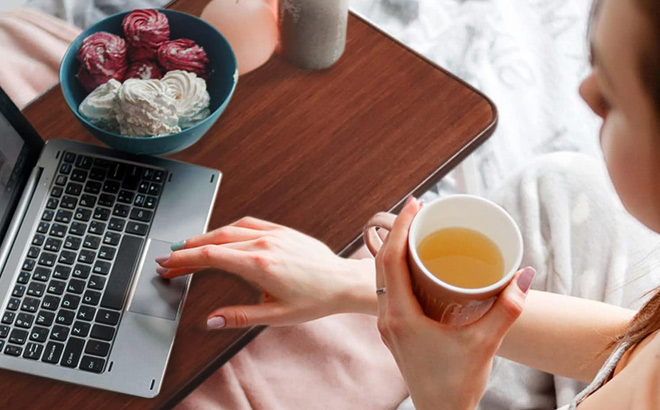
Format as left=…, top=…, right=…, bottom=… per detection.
left=60, top=9, right=238, bottom=156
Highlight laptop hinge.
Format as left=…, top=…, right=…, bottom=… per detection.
left=0, top=166, right=43, bottom=274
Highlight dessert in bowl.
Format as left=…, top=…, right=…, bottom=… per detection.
left=60, top=8, right=238, bottom=156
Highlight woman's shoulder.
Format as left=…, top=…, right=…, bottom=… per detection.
left=577, top=331, right=660, bottom=409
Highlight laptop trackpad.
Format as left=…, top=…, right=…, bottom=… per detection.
left=128, top=239, right=187, bottom=321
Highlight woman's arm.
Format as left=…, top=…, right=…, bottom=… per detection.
left=498, top=290, right=634, bottom=382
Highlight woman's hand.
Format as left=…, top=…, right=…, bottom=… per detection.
left=155, top=217, right=377, bottom=329
left=376, top=197, right=535, bottom=410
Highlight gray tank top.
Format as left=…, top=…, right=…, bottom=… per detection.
left=557, top=342, right=632, bottom=410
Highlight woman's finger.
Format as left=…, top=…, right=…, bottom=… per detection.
left=381, top=197, right=422, bottom=317
left=157, top=266, right=203, bottom=279
left=175, top=226, right=264, bottom=251
left=474, top=267, right=535, bottom=339
left=158, top=246, right=268, bottom=284
left=229, top=216, right=283, bottom=231
left=206, top=302, right=292, bottom=329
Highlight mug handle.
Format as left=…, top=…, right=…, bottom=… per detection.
left=363, top=212, right=397, bottom=256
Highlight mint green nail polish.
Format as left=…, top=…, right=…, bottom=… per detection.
left=171, top=240, right=186, bottom=251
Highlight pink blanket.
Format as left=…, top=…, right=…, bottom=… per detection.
left=1, top=8, right=408, bottom=409
left=0, top=8, right=80, bottom=108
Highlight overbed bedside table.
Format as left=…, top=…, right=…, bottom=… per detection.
left=5, top=0, right=496, bottom=407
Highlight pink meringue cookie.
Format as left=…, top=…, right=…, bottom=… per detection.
left=123, top=9, right=170, bottom=61
left=157, top=39, right=210, bottom=78
left=77, top=31, right=128, bottom=92
left=124, top=60, right=164, bottom=80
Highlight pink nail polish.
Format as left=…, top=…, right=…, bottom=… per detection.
left=156, top=267, right=169, bottom=276
left=207, top=316, right=226, bottom=330
left=155, top=255, right=170, bottom=265
left=516, top=267, right=536, bottom=293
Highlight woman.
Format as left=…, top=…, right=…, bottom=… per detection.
left=158, top=0, right=660, bottom=407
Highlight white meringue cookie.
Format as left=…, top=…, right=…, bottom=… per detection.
left=78, top=79, right=121, bottom=132
left=115, top=78, right=181, bottom=137
left=161, top=70, right=211, bottom=129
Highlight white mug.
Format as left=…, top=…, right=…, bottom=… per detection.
left=364, top=195, right=523, bottom=326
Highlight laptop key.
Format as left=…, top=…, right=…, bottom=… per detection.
left=27, top=282, right=46, bottom=297
left=41, top=210, right=54, bottom=222
left=21, top=298, right=40, bottom=313
left=88, top=275, right=106, bottom=290
left=53, top=265, right=71, bottom=280
left=17, top=271, right=31, bottom=284
left=5, top=345, right=23, bottom=356
left=33, top=267, right=51, bottom=282
left=27, top=246, right=40, bottom=259
left=73, top=264, right=91, bottom=279
left=15, top=313, right=34, bottom=328
left=80, top=355, right=105, bottom=373
left=61, top=338, right=84, bottom=366
left=89, top=167, right=106, bottom=181
left=126, top=222, right=148, bottom=236
left=98, top=194, right=115, bottom=208
left=36, top=311, right=55, bottom=326
left=51, top=186, right=63, bottom=198
left=47, top=280, right=66, bottom=296
left=70, top=169, right=87, bottom=182
left=65, top=182, right=83, bottom=196
left=32, top=234, right=45, bottom=246
left=0, top=325, right=8, bottom=338
left=137, top=182, right=149, bottom=194
left=44, top=237, right=62, bottom=252
left=93, top=207, right=110, bottom=221
left=122, top=165, right=142, bottom=190
left=83, top=290, right=101, bottom=306
left=103, top=180, right=120, bottom=194
left=84, top=181, right=101, bottom=195
left=61, top=294, right=81, bottom=310
left=41, top=295, right=60, bottom=311
left=49, top=223, right=67, bottom=238
left=7, top=298, right=20, bottom=311
left=107, top=219, right=124, bottom=233
left=67, top=279, right=86, bottom=295
left=12, top=285, right=25, bottom=297
left=71, top=321, right=91, bottom=338
left=55, top=175, right=67, bottom=186
left=101, top=235, right=143, bottom=310
left=78, top=250, right=96, bottom=264
left=42, top=341, right=65, bottom=363
left=56, top=309, right=75, bottom=326
left=89, top=221, right=106, bottom=235
left=79, top=194, right=96, bottom=208
left=49, top=326, right=69, bottom=342
left=83, top=235, right=101, bottom=249
left=117, top=190, right=134, bottom=204
left=90, top=324, right=114, bottom=341
left=58, top=250, right=77, bottom=265
left=69, top=222, right=87, bottom=236
left=64, top=236, right=81, bottom=251
left=38, top=252, right=56, bottom=267
left=2, top=311, right=15, bottom=324
left=37, top=222, right=49, bottom=234
left=112, top=204, right=130, bottom=218
left=75, top=155, right=92, bottom=169
left=74, top=208, right=92, bottom=222
left=95, top=309, right=120, bottom=326
left=46, top=197, right=59, bottom=209
left=61, top=195, right=78, bottom=209
left=55, top=210, right=73, bottom=223
left=29, top=327, right=49, bottom=343
left=22, top=259, right=35, bottom=271
left=85, top=339, right=110, bottom=357
left=9, top=329, right=28, bottom=344
left=77, top=306, right=96, bottom=322
left=153, top=170, right=165, bottom=183
left=147, top=183, right=161, bottom=196
left=92, top=261, right=111, bottom=275
left=93, top=158, right=111, bottom=169
left=23, top=342, right=44, bottom=360
left=59, top=162, right=72, bottom=174
left=129, top=208, right=152, bottom=223
left=98, top=246, right=116, bottom=261
left=63, top=152, right=76, bottom=163
left=103, top=231, right=121, bottom=245
left=108, top=163, right=126, bottom=180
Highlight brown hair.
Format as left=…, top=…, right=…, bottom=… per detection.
left=594, top=0, right=660, bottom=348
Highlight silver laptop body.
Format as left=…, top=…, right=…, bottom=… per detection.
left=0, top=88, right=220, bottom=398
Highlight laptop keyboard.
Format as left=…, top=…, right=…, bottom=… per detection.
left=0, top=151, right=165, bottom=373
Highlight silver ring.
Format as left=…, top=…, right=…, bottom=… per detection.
left=376, top=287, right=386, bottom=295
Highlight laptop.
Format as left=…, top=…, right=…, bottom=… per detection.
left=0, top=86, right=221, bottom=398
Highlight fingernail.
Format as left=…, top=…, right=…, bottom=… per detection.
left=404, top=195, right=415, bottom=206
left=155, top=255, right=170, bottom=265
left=156, top=267, right=169, bottom=276
left=171, top=240, right=186, bottom=251
left=516, top=267, right=536, bottom=294
left=207, top=316, right=226, bottom=330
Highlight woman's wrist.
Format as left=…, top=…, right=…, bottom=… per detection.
left=331, top=257, right=378, bottom=316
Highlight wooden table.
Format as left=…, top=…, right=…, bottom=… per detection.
left=4, top=0, right=496, bottom=408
